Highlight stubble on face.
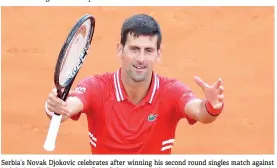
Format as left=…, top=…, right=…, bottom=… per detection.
left=121, top=33, right=159, bottom=83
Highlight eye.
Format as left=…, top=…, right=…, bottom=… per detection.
left=130, top=46, right=139, bottom=52
left=145, top=48, right=154, bottom=53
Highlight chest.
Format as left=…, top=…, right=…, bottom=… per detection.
left=107, top=100, right=160, bottom=132
left=95, top=98, right=170, bottom=143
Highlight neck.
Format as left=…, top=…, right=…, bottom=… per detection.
left=121, top=70, right=152, bottom=104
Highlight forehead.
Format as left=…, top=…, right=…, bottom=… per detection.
left=125, top=33, right=158, bottom=48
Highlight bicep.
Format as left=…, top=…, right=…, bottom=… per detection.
left=69, top=76, right=103, bottom=121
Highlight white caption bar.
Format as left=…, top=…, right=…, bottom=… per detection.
left=1, top=155, right=276, bottom=168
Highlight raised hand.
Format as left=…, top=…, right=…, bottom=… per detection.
left=194, top=76, right=224, bottom=109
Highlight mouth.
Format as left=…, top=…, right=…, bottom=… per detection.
left=133, top=65, right=147, bottom=69
left=133, top=65, right=147, bottom=73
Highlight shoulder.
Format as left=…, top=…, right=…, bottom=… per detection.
left=79, top=72, right=115, bottom=88
left=76, top=72, right=116, bottom=98
left=157, top=75, right=192, bottom=93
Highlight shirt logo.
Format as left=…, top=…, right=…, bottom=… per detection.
left=148, top=113, right=158, bottom=122
left=75, top=86, right=86, bottom=94
left=182, top=92, right=193, bottom=98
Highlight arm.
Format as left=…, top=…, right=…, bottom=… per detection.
left=185, top=99, right=223, bottom=124
left=184, top=76, right=224, bottom=124
left=44, top=76, right=102, bottom=122
left=45, top=95, right=84, bottom=122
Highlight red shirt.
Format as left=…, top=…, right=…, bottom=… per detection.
left=70, top=68, right=197, bottom=154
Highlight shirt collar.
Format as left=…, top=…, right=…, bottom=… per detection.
left=113, top=68, right=159, bottom=104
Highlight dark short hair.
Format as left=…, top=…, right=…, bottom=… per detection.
left=120, top=14, right=162, bottom=49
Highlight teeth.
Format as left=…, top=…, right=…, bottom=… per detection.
left=134, top=65, right=145, bottom=69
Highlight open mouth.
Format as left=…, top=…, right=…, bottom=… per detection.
left=133, top=65, right=147, bottom=69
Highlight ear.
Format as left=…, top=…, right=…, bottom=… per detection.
left=156, top=47, right=162, bottom=63
left=116, top=42, right=123, bottom=57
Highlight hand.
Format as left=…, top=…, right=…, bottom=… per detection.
left=46, top=88, right=75, bottom=116
left=194, top=76, right=224, bottom=109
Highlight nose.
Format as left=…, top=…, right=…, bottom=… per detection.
left=136, top=52, right=146, bottom=63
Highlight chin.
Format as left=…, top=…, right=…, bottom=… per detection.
left=126, top=69, right=149, bottom=82
left=131, top=74, right=148, bottom=82
left=131, top=76, right=146, bottom=82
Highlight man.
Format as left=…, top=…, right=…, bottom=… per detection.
left=45, top=14, right=225, bottom=154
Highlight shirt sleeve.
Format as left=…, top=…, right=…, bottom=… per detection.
left=168, top=80, right=197, bottom=125
left=70, top=76, right=103, bottom=121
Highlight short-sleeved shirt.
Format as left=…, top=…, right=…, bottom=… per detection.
left=70, top=68, right=197, bottom=154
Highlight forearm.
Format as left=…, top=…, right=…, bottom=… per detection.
left=45, top=96, right=84, bottom=122
left=185, top=99, right=223, bottom=124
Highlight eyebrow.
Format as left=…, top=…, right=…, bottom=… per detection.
left=129, top=45, right=155, bottom=49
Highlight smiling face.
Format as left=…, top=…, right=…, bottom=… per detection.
left=117, top=14, right=162, bottom=83
left=117, top=32, right=161, bottom=83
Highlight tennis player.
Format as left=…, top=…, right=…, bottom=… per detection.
left=45, top=14, right=225, bottom=154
